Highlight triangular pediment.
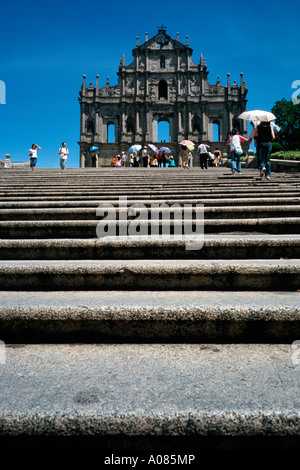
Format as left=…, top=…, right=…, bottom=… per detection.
left=136, top=30, right=191, bottom=53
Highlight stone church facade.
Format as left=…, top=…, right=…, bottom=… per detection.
left=78, top=28, right=248, bottom=167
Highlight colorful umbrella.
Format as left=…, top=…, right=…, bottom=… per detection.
left=179, top=140, right=194, bottom=147
left=128, top=144, right=142, bottom=153
left=148, top=144, right=159, bottom=153
left=159, top=147, right=171, bottom=153
left=89, top=146, right=99, bottom=151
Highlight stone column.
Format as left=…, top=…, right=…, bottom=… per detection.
left=178, top=110, right=182, bottom=134
left=99, top=115, right=104, bottom=142
left=95, top=107, right=100, bottom=138
left=135, top=109, right=142, bottom=141
left=188, top=109, right=192, bottom=135
left=144, top=107, right=150, bottom=141
left=121, top=110, right=126, bottom=139
left=80, top=151, right=86, bottom=168
left=201, top=109, right=208, bottom=140
left=81, top=106, right=86, bottom=138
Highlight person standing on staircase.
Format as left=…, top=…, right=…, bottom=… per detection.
left=227, top=129, right=248, bottom=175
left=247, top=122, right=275, bottom=180
left=29, top=144, right=41, bottom=171
left=197, top=142, right=210, bottom=169
left=59, top=142, right=69, bottom=171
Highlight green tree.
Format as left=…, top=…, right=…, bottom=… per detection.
left=271, top=98, right=300, bottom=150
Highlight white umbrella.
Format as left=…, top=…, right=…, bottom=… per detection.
left=238, top=110, right=276, bottom=122
left=159, top=147, right=171, bottom=153
left=148, top=144, right=159, bottom=153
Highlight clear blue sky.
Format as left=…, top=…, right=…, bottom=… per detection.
left=1, top=0, right=299, bottom=168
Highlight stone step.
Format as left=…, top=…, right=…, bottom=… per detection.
left=0, top=343, right=299, bottom=440
left=0, top=235, right=299, bottom=260
left=0, top=205, right=299, bottom=220
left=1, top=217, right=299, bottom=238
left=1, top=196, right=300, bottom=208
left=1, top=167, right=300, bottom=452
left=1, top=290, right=299, bottom=343
left=0, top=259, right=299, bottom=291
left=1, top=179, right=299, bottom=189
left=2, top=188, right=300, bottom=201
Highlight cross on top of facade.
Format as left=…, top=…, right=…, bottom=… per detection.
left=157, top=24, right=167, bottom=32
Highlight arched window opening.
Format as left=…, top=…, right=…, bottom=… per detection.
left=107, top=123, right=115, bottom=143
left=159, top=80, right=168, bottom=100
left=158, top=120, right=170, bottom=142
left=213, top=120, right=220, bottom=142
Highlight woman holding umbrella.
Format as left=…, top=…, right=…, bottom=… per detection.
left=239, top=110, right=276, bottom=179
left=248, top=122, right=275, bottom=179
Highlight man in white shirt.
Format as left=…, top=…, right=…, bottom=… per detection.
left=59, top=142, right=69, bottom=171
left=198, top=142, right=210, bottom=169
left=141, top=146, right=149, bottom=167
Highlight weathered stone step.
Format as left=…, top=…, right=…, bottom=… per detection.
left=0, top=343, right=299, bottom=439
left=1, top=196, right=300, bottom=208
left=0, top=235, right=299, bottom=260
left=2, top=189, right=300, bottom=201
left=2, top=191, right=300, bottom=202
left=0, top=259, right=299, bottom=290
left=1, top=217, right=299, bottom=238
left=1, top=290, right=299, bottom=343
left=0, top=205, right=299, bottom=220
left=1, top=180, right=299, bottom=190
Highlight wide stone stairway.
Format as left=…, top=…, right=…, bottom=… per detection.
left=0, top=166, right=300, bottom=457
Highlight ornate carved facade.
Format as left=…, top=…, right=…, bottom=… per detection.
left=78, top=28, right=248, bottom=166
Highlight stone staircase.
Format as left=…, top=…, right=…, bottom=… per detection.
left=0, top=166, right=300, bottom=456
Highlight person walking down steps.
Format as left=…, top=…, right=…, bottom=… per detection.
left=29, top=144, right=41, bottom=172
left=59, top=142, right=69, bottom=171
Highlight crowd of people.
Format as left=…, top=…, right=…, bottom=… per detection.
left=10, top=122, right=275, bottom=179
left=111, top=147, right=177, bottom=168
left=110, top=122, right=275, bottom=179
left=111, top=144, right=223, bottom=169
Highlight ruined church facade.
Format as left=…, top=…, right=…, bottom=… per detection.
left=78, top=28, right=248, bottom=167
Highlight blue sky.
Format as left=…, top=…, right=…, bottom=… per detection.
left=0, top=0, right=299, bottom=168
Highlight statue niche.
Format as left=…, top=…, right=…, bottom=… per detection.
left=159, top=80, right=168, bottom=100
left=86, top=117, right=94, bottom=133
left=126, top=118, right=135, bottom=133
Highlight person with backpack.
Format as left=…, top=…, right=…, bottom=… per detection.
left=248, top=122, right=275, bottom=179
